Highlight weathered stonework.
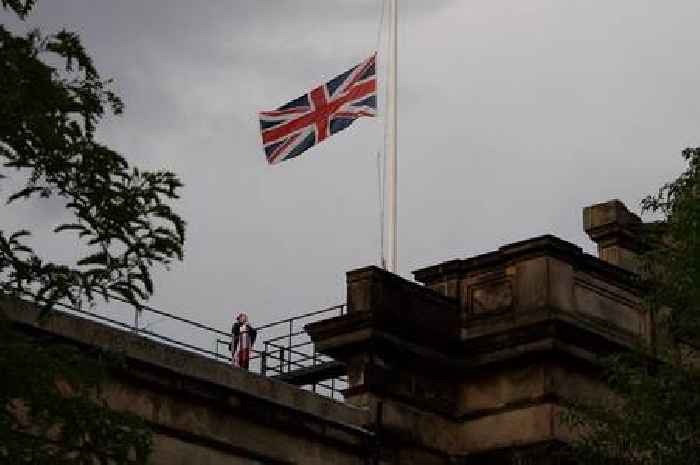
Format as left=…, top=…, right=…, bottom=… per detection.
left=583, top=199, right=644, bottom=273
left=307, top=203, right=648, bottom=464
left=2, top=298, right=372, bottom=465
left=4, top=199, right=651, bottom=465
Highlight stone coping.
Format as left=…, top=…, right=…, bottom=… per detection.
left=1, top=297, right=370, bottom=433
left=413, top=234, right=639, bottom=291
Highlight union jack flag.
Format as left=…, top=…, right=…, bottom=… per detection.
left=259, top=53, right=377, bottom=165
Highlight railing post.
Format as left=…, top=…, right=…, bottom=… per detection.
left=287, top=320, right=293, bottom=373
left=262, top=342, right=269, bottom=376
left=133, top=308, right=141, bottom=333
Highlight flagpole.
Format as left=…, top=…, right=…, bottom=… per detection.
left=385, top=0, right=398, bottom=273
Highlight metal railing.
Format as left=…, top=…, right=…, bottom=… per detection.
left=21, top=290, right=349, bottom=400
left=215, top=304, right=348, bottom=399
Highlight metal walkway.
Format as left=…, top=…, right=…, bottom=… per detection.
left=215, top=303, right=348, bottom=397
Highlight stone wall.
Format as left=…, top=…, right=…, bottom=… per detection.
left=309, top=222, right=648, bottom=463
left=2, top=298, right=372, bottom=465
left=4, top=199, right=653, bottom=465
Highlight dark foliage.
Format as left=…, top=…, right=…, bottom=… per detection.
left=0, top=0, right=185, bottom=312
left=0, top=318, right=152, bottom=464
left=567, top=148, right=700, bottom=465
left=1, top=1, right=186, bottom=463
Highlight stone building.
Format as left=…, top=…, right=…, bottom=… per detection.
left=4, top=199, right=649, bottom=464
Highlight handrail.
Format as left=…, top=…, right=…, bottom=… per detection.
left=266, top=342, right=327, bottom=362
left=263, top=329, right=308, bottom=343
left=27, top=292, right=260, bottom=362
left=254, top=304, right=345, bottom=331
left=14, top=289, right=348, bottom=399
left=103, top=291, right=230, bottom=337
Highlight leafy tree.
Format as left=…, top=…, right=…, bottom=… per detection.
left=568, top=148, right=700, bottom=465
left=0, top=1, right=186, bottom=463
left=0, top=0, right=185, bottom=311
left=0, top=322, right=153, bottom=465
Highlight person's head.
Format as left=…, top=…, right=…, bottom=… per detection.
left=237, top=313, right=248, bottom=324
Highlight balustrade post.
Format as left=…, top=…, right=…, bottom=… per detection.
left=261, top=342, right=268, bottom=376
left=133, top=308, right=141, bottom=333
left=287, top=320, right=293, bottom=372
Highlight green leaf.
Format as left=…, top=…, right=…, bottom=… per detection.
left=6, top=185, right=43, bottom=203
left=53, top=223, right=87, bottom=234
left=76, top=251, right=109, bottom=267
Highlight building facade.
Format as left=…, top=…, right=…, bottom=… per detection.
left=5, top=199, right=649, bottom=464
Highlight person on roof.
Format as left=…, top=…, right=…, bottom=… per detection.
left=231, top=313, right=257, bottom=370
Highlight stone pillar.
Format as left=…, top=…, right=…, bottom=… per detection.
left=306, top=266, right=462, bottom=464
left=583, top=199, right=643, bottom=273
left=308, top=266, right=462, bottom=409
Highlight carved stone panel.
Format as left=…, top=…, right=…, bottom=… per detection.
left=467, top=279, right=514, bottom=314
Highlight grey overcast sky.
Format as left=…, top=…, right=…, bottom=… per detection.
left=2, top=1, right=698, bottom=338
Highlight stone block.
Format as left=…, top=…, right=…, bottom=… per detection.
left=583, top=199, right=643, bottom=272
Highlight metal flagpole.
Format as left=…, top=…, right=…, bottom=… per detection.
left=385, top=0, right=398, bottom=273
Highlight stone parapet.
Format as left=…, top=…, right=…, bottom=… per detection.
left=414, top=235, right=646, bottom=343
left=308, top=234, right=649, bottom=463
left=583, top=199, right=644, bottom=273
left=1, top=298, right=372, bottom=465
left=3, top=199, right=658, bottom=465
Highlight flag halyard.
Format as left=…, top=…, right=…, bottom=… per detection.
left=259, top=53, right=377, bottom=165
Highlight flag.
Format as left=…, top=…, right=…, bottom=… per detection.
left=259, top=53, right=377, bottom=165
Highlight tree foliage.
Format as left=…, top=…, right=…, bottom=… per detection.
left=1, top=1, right=187, bottom=463
left=0, top=0, right=185, bottom=312
left=568, top=148, right=700, bottom=465
left=0, top=319, right=153, bottom=464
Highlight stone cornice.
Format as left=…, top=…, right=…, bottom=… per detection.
left=413, top=234, right=640, bottom=292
